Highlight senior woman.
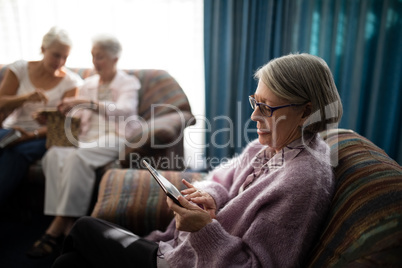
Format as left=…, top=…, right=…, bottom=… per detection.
left=0, top=27, right=82, bottom=207
left=26, top=34, right=140, bottom=258
left=52, top=53, right=342, bottom=267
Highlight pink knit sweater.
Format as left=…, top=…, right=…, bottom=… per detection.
left=146, top=134, right=335, bottom=267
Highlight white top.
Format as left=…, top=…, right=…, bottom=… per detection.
left=2, top=60, right=83, bottom=131
left=83, top=82, right=115, bottom=141
left=75, top=70, right=141, bottom=142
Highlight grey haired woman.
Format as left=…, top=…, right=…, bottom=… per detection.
left=27, top=34, right=141, bottom=258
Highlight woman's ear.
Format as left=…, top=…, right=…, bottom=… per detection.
left=302, top=102, right=312, bottom=118
left=298, top=102, right=312, bottom=127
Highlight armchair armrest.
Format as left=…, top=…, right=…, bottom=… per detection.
left=91, top=168, right=207, bottom=236
left=120, top=111, right=195, bottom=169
left=151, top=111, right=195, bottom=145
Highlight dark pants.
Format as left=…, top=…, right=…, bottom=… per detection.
left=0, top=129, right=47, bottom=207
left=52, top=216, right=158, bottom=268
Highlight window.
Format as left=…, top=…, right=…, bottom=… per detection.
left=0, top=0, right=205, bottom=168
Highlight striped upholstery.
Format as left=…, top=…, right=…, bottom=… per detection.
left=306, top=129, right=402, bottom=267
left=91, top=168, right=207, bottom=236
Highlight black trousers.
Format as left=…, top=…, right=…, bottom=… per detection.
left=52, top=216, right=158, bottom=268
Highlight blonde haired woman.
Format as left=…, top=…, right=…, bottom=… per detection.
left=0, top=27, right=82, bottom=207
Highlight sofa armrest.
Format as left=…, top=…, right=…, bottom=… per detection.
left=147, top=111, right=195, bottom=145
left=120, top=111, right=195, bottom=169
left=91, top=168, right=207, bottom=236
left=130, top=111, right=195, bottom=145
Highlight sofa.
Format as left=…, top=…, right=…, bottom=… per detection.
left=90, top=128, right=402, bottom=267
left=0, top=64, right=196, bottom=216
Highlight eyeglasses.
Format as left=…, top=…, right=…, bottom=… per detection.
left=249, top=95, right=302, bottom=117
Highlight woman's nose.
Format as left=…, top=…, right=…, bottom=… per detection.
left=251, top=107, right=264, bottom=122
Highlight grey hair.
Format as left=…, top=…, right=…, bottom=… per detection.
left=92, top=34, right=122, bottom=59
left=42, top=26, right=72, bottom=48
left=255, top=53, right=343, bottom=133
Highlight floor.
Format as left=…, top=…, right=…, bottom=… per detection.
left=0, top=208, right=59, bottom=268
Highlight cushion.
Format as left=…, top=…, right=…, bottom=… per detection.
left=306, top=129, right=402, bottom=267
left=91, top=168, right=207, bottom=236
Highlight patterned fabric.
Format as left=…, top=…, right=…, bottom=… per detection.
left=306, top=129, right=402, bottom=267
left=133, top=69, right=192, bottom=120
left=91, top=168, right=207, bottom=236
left=45, top=111, right=80, bottom=148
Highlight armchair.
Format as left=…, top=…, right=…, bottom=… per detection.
left=91, top=128, right=402, bottom=267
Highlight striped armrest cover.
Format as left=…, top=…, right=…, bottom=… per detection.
left=91, top=168, right=207, bottom=236
left=306, top=129, right=402, bottom=267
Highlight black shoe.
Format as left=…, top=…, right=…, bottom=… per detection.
left=26, top=234, right=63, bottom=258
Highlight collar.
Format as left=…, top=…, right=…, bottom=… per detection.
left=264, top=133, right=316, bottom=169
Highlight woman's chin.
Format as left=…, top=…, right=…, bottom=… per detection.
left=258, top=133, right=271, bottom=146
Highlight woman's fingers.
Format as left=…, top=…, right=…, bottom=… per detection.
left=167, top=196, right=212, bottom=232
left=181, top=179, right=197, bottom=196
left=36, top=89, right=49, bottom=104
left=25, top=89, right=48, bottom=105
left=181, top=179, right=194, bottom=189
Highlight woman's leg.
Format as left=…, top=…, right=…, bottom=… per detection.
left=29, top=138, right=123, bottom=258
left=0, top=135, right=46, bottom=206
left=45, top=216, right=76, bottom=237
left=56, top=139, right=122, bottom=216
left=56, top=216, right=158, bottom=267
left=27, top=147, right=77, bottom=258
left=42, top=147, right=76, bottom=215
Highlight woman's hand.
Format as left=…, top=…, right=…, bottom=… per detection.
left=33, top=111, right=47, bottom=125
left=167, top=195, right=213, bottom=232
left=25, top=89, right=48, bottom=104
left=57, top=98, right=88, bottom=115
left=181, top=179, right=217, bottom=219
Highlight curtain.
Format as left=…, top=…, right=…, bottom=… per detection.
left=204, top=0, right=402, bottom=167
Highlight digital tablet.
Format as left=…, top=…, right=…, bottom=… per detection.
left=142, top=160, right=184, bottom=207
left=0, top=129, right=22, bottom=148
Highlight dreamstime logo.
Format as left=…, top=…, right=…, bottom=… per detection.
left=61, top=101, right=340, bottom=166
